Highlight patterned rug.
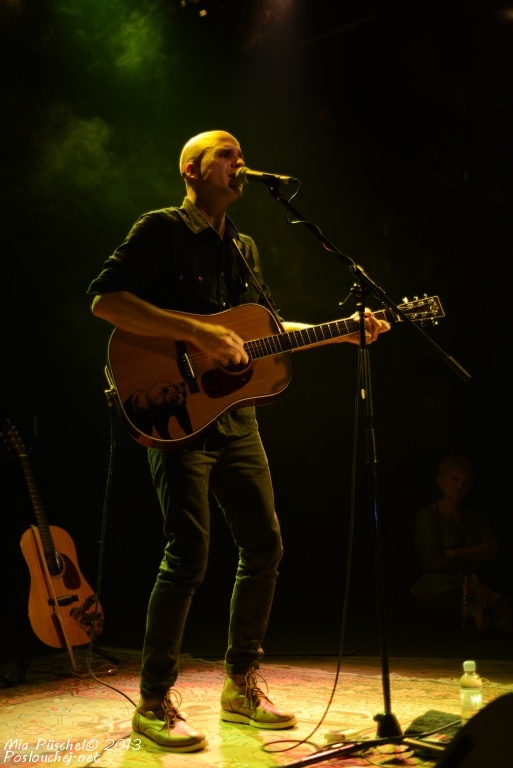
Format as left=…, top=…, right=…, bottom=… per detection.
left=1, top=650, right=512, bottom=767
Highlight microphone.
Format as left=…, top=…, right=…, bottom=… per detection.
left=235, top=166, right=300, bottom=186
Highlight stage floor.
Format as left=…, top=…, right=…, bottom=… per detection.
left=1, top=649, right=513, bottom=768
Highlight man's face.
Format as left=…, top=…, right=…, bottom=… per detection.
left=197, top=136, right=245, bottom=195
left=185, top=131, right=244, bottom=199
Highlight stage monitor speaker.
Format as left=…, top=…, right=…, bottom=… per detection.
left=435, top=692, right=513, bottom=767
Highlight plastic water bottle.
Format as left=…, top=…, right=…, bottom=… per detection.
left=460, top=660, right=482, bottom=723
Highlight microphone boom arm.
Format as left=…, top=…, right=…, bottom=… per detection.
left=264, top=183, right=471, bottom=383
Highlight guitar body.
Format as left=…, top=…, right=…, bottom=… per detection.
left=20, top=525, right=104, bottom=648
left=107, top=303, right=292, bottom=450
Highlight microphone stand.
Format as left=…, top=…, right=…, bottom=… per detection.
left=261, top=181, right=471, bottom=765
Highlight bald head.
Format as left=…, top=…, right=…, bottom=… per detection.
left=179, top=130, right=240, bottom=178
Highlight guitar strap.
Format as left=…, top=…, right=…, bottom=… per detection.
left=232, top=237, right=285, bottom=331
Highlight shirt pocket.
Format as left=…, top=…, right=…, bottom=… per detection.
left=172, top=267, right=218, bottom=313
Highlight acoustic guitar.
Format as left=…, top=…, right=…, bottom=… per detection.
left=2, top=421, right=104, bottom=650
left=105, top=296, right=444, bottom=450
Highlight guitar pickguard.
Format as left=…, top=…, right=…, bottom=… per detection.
left=202, top=363, right=255, bottom=399
left=57, top=552, right=81, bottom=590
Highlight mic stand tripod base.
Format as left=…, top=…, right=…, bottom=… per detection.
left=283, top=733, right=447, bottom=768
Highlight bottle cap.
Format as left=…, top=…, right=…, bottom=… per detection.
left=463, top=660, right=476, bottom=673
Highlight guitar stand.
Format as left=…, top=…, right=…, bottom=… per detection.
left=258, top=180, right=472, bottom=767
left=14, top=634, right=120, bottom=684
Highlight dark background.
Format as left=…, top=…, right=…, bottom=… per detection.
left=1, top=0, right=512, bottom=661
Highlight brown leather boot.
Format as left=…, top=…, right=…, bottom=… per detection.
left=131, top=689, right=207, bottom=752
left=220, top=668, right=296, bottom=729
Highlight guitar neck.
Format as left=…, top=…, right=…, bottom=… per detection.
left=19, top=453, right=60, bottom=572
left=245, top=308, right=389, bottom=359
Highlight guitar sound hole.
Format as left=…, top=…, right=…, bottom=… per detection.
left=216, top=359, right=254, bottom=376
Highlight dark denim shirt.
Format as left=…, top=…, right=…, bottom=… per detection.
left=87, top=198, right=278, bottom=438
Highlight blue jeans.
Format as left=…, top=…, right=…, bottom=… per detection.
left=140, top=429, right=283, bottom=699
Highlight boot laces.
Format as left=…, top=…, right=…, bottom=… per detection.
left=161, top=689, right=185, bottom=726
left=244, top=669, right=271, bottom=710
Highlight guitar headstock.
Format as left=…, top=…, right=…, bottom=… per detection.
left=1, top=420, right=28, bottom=458
left=395, top=295, right=445, bottom=325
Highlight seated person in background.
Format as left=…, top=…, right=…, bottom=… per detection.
left=409, top=454, right=511, bottom=631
